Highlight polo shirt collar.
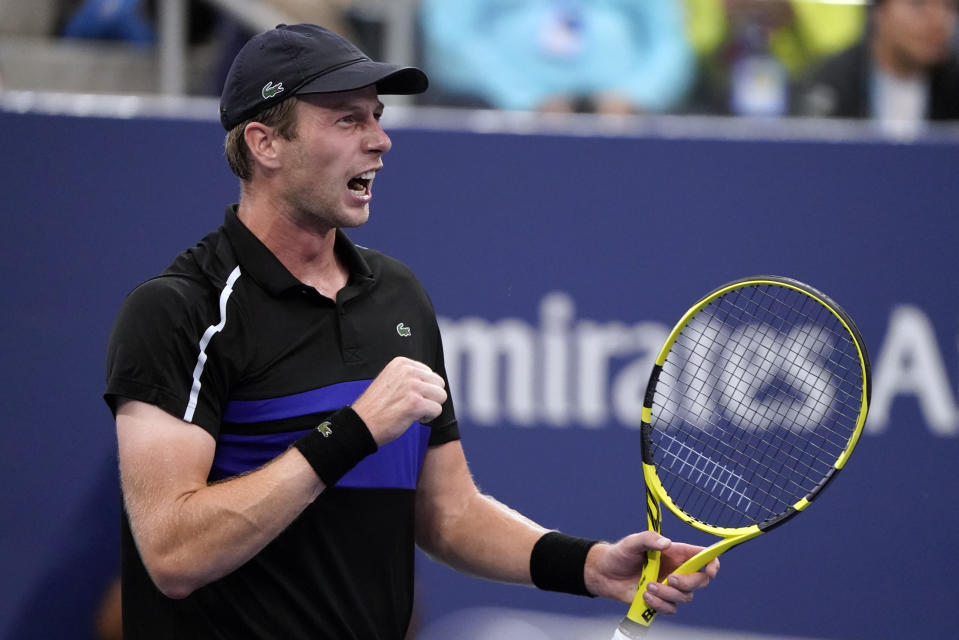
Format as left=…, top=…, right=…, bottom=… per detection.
left=222, top=205, right=374, bottom=296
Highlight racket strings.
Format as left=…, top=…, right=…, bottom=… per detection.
left=657, top=365, right=829, bottom=480
left=661, top=345, right=856, bottom=517
left=655, top=401, right=817, bottom=523
left=664, top=331, right=854, bottom=471
left=649, top=284, right=865, bottom=529
left=654, top=372, right=847, bottom=525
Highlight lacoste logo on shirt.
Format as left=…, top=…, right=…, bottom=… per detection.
left=262, top=81, right=284, bottom=99
left=396, top=322, right=411, bottom=337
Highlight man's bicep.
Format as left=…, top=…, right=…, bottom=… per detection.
left=416, top=441, right=475, bottom=499
left=414, top=441, right=477, bottom=548
left=116, top=399, right=216, bottom=526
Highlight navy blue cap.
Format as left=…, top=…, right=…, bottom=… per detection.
left=219, top=23, right=428, bottom=130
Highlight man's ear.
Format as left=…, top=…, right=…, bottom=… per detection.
left=244, top=122, right=283, bottom=171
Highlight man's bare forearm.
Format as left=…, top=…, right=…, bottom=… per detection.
left=117, top=401, right=324, bottom=598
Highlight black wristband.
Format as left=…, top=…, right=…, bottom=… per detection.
left=293, top=406, right=378, bottom=487
left=529, top=531, right=600, bottom=597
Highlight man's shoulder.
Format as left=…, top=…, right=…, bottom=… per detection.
left=126, top=271, right=208, bottom=308
left=354, top=245, right=437, bottom=314
left=162, top=225, right=239, bottom=286
left=356, top=244, right=422, bottom=283
left=121, top=226, right=239, bottom=312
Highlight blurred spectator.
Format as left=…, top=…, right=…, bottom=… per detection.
left=61, top=0, right=156, bottom=46
left=791, top=0, right=959, bottom=137
left=418, top=0, right=694, bottom=114
left=58, top=1, right=223, bottom=47
left=685, top=0, right=865, bottom=116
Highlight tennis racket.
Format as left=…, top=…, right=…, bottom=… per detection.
left=612, top=275, right=870, bottom=639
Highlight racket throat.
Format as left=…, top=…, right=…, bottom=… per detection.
left=674, top=528, right=762, bottom=575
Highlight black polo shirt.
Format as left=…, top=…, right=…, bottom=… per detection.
left=105, top=206, right=459, bottom=640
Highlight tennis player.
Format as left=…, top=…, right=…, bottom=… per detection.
left=104, top=24, right=718, bottom=639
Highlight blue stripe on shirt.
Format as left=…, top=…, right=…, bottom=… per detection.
left=212, top=380, right=431, bottom=489
left=209, top=423, right=430, bottom=489
left=222, top=379, right=372, bottom=423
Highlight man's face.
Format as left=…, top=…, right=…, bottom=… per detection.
left=876, top=0, right=958, bottom=70
left=278, top=86, right=392, bottom=231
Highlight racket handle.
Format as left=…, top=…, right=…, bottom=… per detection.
left=614, top=534, right=756, bottom=638
left=619, top=547, right=663, bottom=631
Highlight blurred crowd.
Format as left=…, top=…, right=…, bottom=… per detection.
left=3, top=0, right=958, bottom=133
left=1, top=0, right=956, bottom=129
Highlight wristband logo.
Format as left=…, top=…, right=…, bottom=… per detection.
left=316, top=421, right=333, bottom=437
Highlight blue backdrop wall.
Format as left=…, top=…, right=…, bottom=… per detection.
left=1, top=109, right=956, bottom=640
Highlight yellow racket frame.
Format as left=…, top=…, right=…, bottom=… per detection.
left=621, top=276, right=870, bottom=630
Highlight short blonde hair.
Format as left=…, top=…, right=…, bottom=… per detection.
left=224, top=98, right=299, bottom=181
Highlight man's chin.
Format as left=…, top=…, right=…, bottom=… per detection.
left=337, top=207, right=371, bottom=229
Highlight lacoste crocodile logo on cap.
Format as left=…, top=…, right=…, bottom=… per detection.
left=396, top=322, right=412, bottom=337
left=261, top=81, right=284, bottom=99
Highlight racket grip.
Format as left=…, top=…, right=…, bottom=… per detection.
left=619, top=547, right=662, bottom=632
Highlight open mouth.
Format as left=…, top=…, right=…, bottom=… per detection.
left=347, top=170, right=375, bottom=194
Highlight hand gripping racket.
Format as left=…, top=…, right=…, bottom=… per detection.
left=612, top=276, right=870, bottom=639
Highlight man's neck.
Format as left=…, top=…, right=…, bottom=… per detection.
left=236, top=195, right=349, bottom=298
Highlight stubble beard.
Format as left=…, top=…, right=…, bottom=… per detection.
left=284, top=188, right=370, bottom=234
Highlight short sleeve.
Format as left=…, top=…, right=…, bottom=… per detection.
left=104, top=275, right=238, bottom=438
left=425, top=298, right=460, bottom=447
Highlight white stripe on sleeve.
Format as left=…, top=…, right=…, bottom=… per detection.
left=183, top=265, right=242, bottom=423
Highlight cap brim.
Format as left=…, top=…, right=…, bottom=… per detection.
left=297, top=60, right=428, bottom=96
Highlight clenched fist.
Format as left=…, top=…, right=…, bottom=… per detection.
left=351, top=357, right=447, bottom=446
